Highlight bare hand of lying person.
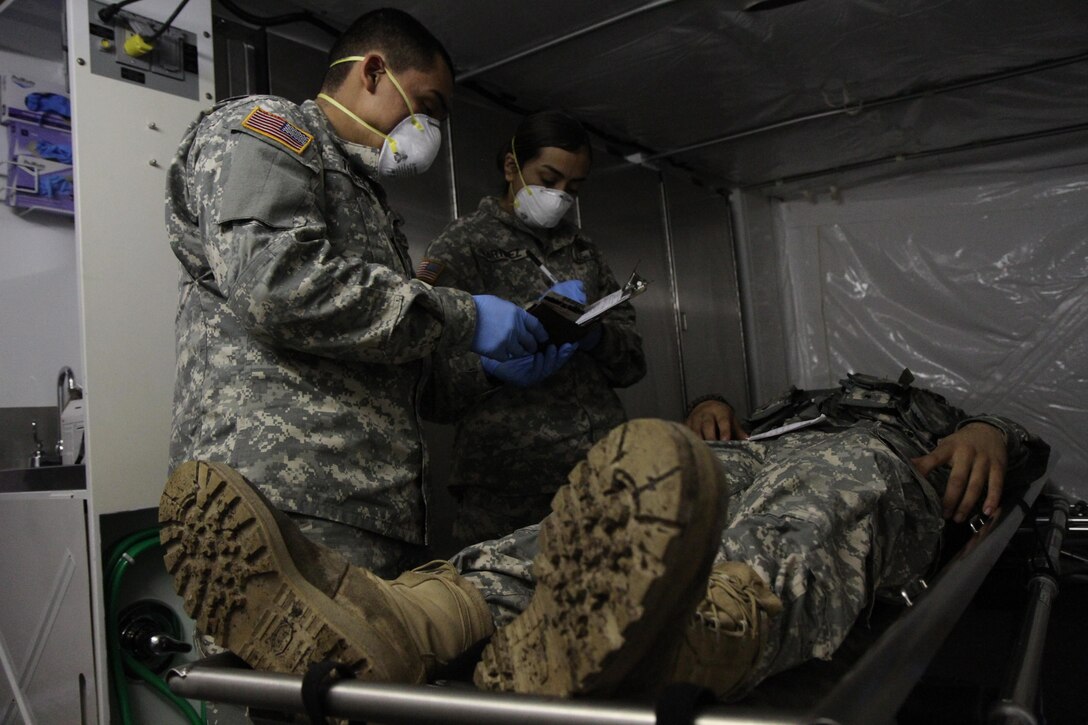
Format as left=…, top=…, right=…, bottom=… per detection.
left=912, top=422, right=1007, bottom=523
left=685, top=400, right=749, bottom=442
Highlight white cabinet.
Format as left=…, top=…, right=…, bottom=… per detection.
left=0, top=489, right=96, bottom=724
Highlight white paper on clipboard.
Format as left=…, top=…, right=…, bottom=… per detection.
left=575, top=269, right=649, bottom=325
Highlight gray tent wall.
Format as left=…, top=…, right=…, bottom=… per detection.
left=731, top=147, right=1088, bottom=501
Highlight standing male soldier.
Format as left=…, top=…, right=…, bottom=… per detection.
left=166, top=8, right=552, bottom=578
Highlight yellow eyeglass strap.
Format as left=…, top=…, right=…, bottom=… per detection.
left=328, top=55, right=424, bottom=132
left=317, top=92, right=398, bottom=154
left=510, top=136, right=533, bottom=202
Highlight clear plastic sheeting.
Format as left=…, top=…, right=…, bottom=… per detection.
left=776, top=163, right=1088, bottom=499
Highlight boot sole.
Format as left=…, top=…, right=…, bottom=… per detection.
left=159, top=461, right=402, bottom=680
left=474, top=419, right=726, bottom=696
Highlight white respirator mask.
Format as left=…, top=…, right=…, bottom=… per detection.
left=510, top=138, right=574, bottom=229
left=319, top=57, right=441, bottom=177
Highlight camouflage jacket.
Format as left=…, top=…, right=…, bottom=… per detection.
left=739, top=370, right=1050, bottom=495
left=419, top=196, right=647, bottom=492
left=166, top=96, right=477, bottom=544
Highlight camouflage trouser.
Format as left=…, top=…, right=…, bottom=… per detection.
left=451, top=487, right=555, bottom=547
left=452, top=428, right=945, bottom=685
left=451, top=522, right=541, bottom=628
left=290, top=514, right=426, bottom=579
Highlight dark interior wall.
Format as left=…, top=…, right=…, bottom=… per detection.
left=665, top=176, right=749, bottom=415
left=577, top=163, right=684, bottom=422
left=447, top=92, right=520, bottom=218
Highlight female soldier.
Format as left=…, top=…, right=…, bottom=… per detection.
left=419, top=110, right=646, bottom=543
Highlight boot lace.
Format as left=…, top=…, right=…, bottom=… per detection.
left=692, top=568, right=761, bottom=640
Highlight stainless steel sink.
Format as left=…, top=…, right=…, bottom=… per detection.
left=0, top=465, right=85, bottom=493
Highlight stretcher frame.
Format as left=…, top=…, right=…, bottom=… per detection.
left=166, top=472, right=1055, bottom=725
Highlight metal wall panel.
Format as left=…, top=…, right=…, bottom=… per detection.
left=448, top=92, right=521, bottom=221
left=266, top=32, right=325, bottom=104
left=212, top=20, right=327, bottom=104
left=731, top=190, right=792, bottom=408
left=664, top=176, right=749, bottom=415
left=212, top=17, right=267, bottom=100
left=578, top=167, right=684, bottom=422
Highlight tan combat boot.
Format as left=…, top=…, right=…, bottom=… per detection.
left=659, top=561, right=783, bottom=700
left=159, top=461, right=493, bottom=683
left=473, top=418, right=728, bottom=697
left=353, top=559, right=494, bottom=676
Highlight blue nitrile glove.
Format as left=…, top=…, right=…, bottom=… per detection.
left=35, top=141, right=73, bottom=164
left=25, top=92, right=71, bottom=118
left=544, top=279, right=586, bottom=304
left=41, top=175, right=74, bottom=199
left=472, top=295, right=548, bottom=359
left=481, top=343, right=578, bottom=388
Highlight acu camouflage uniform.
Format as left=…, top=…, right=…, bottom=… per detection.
left=453, top=371, right=1048, bottom=692
left=420, top=196, right=647, bottom=542
left=166, top=95, right=479, bottom=574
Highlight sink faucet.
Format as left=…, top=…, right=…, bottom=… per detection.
left=30, top=422, right=45, bottom=467
left=57, top=366, right=79, bottom=462
left=27, top=368, right=81, bottom=467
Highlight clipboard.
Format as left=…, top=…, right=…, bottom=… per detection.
left=526, top=269, right=649, bottom=345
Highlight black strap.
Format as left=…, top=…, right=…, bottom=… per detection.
left=302, top=660, right=364, bottom=725
left=655, top=682, right=717, bottom=725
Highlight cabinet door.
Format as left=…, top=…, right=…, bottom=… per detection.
left=0, top=493, right=97, bottom=724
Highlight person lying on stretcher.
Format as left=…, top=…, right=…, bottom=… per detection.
left=159, top=369, right=1048, bottom=701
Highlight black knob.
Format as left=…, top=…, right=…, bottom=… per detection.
left=117, top=600, right=188, bottom=676
left=148, top=633, right=192, bottom=655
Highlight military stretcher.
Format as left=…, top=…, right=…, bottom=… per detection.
left=166, top=470, right=1071, bottom=725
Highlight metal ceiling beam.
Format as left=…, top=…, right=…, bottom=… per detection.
left=456, top=0, right=679, bottom=82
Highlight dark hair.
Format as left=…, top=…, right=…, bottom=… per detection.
left=322, top=8, right=454, bottom=92
left=499, top=110, right=592, bottom=173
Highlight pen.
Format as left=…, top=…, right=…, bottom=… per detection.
left=526, top=250, right=559, bottom=286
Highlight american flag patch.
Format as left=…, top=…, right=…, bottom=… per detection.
left=241, top=106, right=314, bottom=154
left=416, top=258, right=445, bottom=285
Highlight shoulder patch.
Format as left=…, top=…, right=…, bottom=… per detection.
left=241, top=106, right=313, bottom=154
left=416, top=257, right=446, bottom=284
